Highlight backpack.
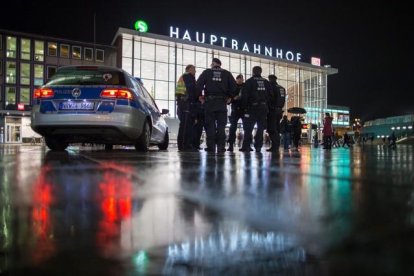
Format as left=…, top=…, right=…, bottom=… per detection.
left=275, top=84, right=286, bottom=108
left=269, top=82, right=286, bottom=109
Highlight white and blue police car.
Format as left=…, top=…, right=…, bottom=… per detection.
left=31, top=65, right=169, bottom=151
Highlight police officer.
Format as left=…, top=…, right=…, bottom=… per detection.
left=227, top=74, right=244, bottom=152
left=266, top=74, right=286, bottom=152
left=196, top=58, right=237, bottom=153
left=176, top=64, right=198, bottom=152
left=240, top=66, right=272, bottom=152
left=192, top=97, right=205, bottom=150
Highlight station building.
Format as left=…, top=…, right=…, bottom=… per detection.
left=362, top=114, right=414, bottom=140
left=0, top=29, right=116, bottom=143
left=112, top=27, right=338, bottom=120
left=1, top=25, right=339, bottom=143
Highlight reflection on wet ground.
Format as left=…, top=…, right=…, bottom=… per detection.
left=1, top=144, right=414, bottom=275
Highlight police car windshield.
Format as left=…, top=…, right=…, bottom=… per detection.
left=46, top=67, right=126, bottom=86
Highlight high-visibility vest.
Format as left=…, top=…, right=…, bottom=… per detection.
left=175, top=73, right=187, bottom=96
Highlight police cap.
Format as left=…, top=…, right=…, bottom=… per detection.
left=268, top=74, right=277, bottom=81
left=212, top=58, right=222, bottom=66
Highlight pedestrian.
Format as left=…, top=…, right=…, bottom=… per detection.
left=192, top=98, right=205, bottom=150
left=290, top=115, right=302, bottom=150
left=240, top=66, right=272, bottom=152
left=323, top=112, right=333, bottom=149
left=266, top=74, right=286, bottom=152
left=176, top=64, right=199, bottom=152
left=227, top=74, right=245, bottom=152
left=332, top=131, right=340, bottom=148
left=342, top=133, right=352, bottom=147
left=196, top=58, right=237, bottom=153
left=388, top=131, right=397, bottom=149
left=237, top=130, right=244, bottom=148
left=280, top=115, right=291, bottom=150
left=313, top=132, right=319, bottom=148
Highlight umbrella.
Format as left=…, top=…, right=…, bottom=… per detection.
left=287, top=107, right=307, bottom=114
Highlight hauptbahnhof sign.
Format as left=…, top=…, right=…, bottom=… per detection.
left=169, top=26, right=302, bottom=62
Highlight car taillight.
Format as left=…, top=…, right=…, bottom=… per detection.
left=100, top=89, right=133, bottom=100
left=34, top=88, right=54, bottom=98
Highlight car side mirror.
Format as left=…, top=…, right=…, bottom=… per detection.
left=161, top=109, right=169, bottom=115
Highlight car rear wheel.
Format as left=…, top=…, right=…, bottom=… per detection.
left=45, top=136, right=69, bottom=151
left=105, top=144, right=113, bottom=151
left=135, top=121, right=150, bottom=152
left=158, top=131, right=169, bottom=150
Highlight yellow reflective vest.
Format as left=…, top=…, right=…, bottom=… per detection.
left=175, top=73, right=188, bottom=97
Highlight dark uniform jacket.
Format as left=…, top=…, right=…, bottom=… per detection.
left=268, top=81, right=286, bottom=110
left=196, top=66, right=237, bottom=98
left=181, top=73, right=198, bottom=102
left=230, top=83, right=244, bottom=111
left=241, top=75, right=271, bottom=111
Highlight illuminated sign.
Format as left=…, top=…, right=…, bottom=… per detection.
left=169, top=26, right=302, bottom=62
left=17, top=103, right=25, bottom=110
left=311, top=57, right=321, bottom=66
left=134, top=20, right=148, bottom=32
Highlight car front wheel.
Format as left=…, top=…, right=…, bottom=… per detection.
left=135, top=121, right=150, bottom=152
left=45, top=136, right=69, bottom=151
left=158, top=131, right=169, bottom=150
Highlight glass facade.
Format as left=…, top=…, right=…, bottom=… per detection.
left=6, top=61, right=16, bottom=84
left=120, top=34, right=330, bottom=122
left=6, top=87, right=16, bottom=105
left=21, top=38, right=31, bottom=60
left=34, top=65, right=44, bottom=86
left=34, top=40, right=44, bottom=61
left=20, top=88, right=30, bottom=104
left=6, top=36, right=16, bottom=58
left=72, top=46, right=81, bottom=59
left=326, top=106, right=350, bottom=126
left=60, top=44, right=69, bottom=58
left=20, top=63, right=31, bottom=85
left=48, top=42, right=57, bottom=56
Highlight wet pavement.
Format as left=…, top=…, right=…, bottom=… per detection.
left=1, top=144, right=414, bottom=275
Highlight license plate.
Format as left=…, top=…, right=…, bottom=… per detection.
left=59, top=101, right=95, bottom=110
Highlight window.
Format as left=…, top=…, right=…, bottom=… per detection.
left=34, top=40, right=44, bottom=61
left=21, top=38, right=31, bottom=60
left=47, top=67, right=126, bottom=86
left=72, top=46, right=81, bottom=59
left=6, top=87, right=16, bottom=105
left=20, top=88, right=30, bottom=105
left=20, top=63, right=31, bottom=85
left=34, top=65, right=44, bottom=86
left=6, top=61, right=16, bottom=84
left=96, top=49, right=104, bottom=62
left=122, top=39, right=132, bottom=58
left=6, top=36, right=17, bottom=58
left=141, top=43, right=155, bottom=60
left=48, top=42, right=57, bottom=56
left=84, top=47, right=93, bottom=61
left=60, top=44, right=69, bottom=58
left=47, top=66, right=57, bottom=80
left=156, top=45, right=168, bottom=62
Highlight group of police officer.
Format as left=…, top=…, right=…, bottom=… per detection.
left=176, top=58, right=286, bottom=153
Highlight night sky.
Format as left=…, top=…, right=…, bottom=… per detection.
left=1, top=0, right=411, bottom=121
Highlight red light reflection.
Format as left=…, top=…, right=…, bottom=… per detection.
left=96, top=163, right=133, bottom=254
left=31, top=165, right=55, bottom=264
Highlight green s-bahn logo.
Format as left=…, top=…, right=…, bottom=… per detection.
left=134, top=20, right=148, bottom=32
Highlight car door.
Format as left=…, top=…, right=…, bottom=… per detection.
left=134, top=81, right=165, bottom=142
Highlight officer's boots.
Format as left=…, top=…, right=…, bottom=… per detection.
left=227, top=143, right=234, bottom=152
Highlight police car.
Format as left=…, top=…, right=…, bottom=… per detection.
left=31, top=65, right=169, bottom=151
